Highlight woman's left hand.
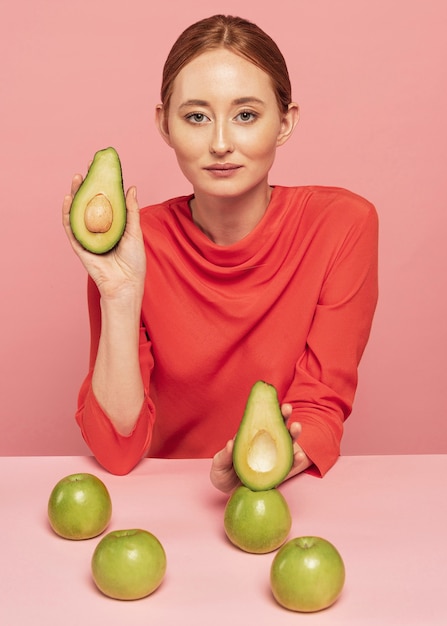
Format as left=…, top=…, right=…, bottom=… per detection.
left=281, top=403, right=313, bottom=478
left=210, top=403, right=311, bottom=493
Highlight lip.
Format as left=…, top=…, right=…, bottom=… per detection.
left=204, top=163, right=242, bottom=178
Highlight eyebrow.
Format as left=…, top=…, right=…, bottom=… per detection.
left=178, top=97, right=265, bottom=109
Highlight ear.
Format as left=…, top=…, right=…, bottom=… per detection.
left=276, top=102, right=299, bottom=147
left=155, top=104, right=172, bottom=147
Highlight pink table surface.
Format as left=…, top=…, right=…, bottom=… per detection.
left=1, top=454, right=446, bottom=625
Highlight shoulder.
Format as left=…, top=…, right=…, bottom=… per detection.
left=140, top=194, right=192, bottom=224
left=278, top=184, right=376, bottom=215
left=138, top=195, right=195, bottom=247
left=276, top=185, right=378, bottom=233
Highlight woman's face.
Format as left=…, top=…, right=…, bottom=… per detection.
left=157, top=48, right=298, bottom=202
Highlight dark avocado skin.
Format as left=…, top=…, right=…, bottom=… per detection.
left=233, top=381, right=294, bottom=491
left=70, top=147, right=126, bottom=254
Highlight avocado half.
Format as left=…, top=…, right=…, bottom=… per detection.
left=233, top=381, right=294, bottom=491
left=70, top=147, right=126, bottom=254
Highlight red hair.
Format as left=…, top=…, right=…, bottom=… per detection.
left=160, top=15, right=292, bottom=113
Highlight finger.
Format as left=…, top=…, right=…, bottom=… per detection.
left=62, top=175, right=83, bottom=230
left=62, top=193, right=72, bottom=222
left=281, top=403, right=293, bottom=419
left=70, top=173, right=83, bottom=197
left=212, top=439, right=233, bottom=469
left=62, top=197, right=84, bottom=252
left=62, top=174, right=83, bottom=223
left=289, top=421, right=302, bottom=440
left=62, top=186, right=87, bottom=253
left=125, top=187, right=139, bottom=226
left=123, top=186, right=143, bottom=243
left=294, top=447, right=309, bottom=469
left=125, top=185, right=139, bottom=212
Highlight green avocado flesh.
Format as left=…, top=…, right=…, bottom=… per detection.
left=233, top=381, right=294, bottom=491
left=70, top=147, right=126, bottom=254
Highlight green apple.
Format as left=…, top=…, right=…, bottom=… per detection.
left=224, top=485, right=291, bottom=554
left=270, top=536, right=345, bottom=612
left=91, top=529, right=167, bottom=600
left=48, top=472, right=112, bottom=540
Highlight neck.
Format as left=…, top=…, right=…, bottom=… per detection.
left=190, top=185, right=273, bottom=246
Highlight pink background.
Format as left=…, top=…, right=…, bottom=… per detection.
left=1, top=0, right=446, bottom=457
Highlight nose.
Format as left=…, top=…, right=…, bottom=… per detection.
left=209, top=120, right=234, bottom=155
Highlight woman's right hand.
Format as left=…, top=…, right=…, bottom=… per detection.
left=62, top=174, right=147, bottom=301
left=210, top=439, right=241, bottom=493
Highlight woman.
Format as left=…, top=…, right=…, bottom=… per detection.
left=63, top=15, right=378, bottom=492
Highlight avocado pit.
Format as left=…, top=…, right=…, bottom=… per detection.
left=84, top=193, right=113, bottom=233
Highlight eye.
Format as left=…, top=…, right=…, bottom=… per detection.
left=185, top=112, right=210, bottom=124
left=235, top=110, right=257, bottom=123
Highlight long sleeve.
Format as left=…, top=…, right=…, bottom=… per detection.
left=74, top=279, right=156, bottom=475
left=284, top=198, right=379, bottom=475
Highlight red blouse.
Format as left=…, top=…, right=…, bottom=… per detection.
left=75, top=185, right=379, bottom=476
